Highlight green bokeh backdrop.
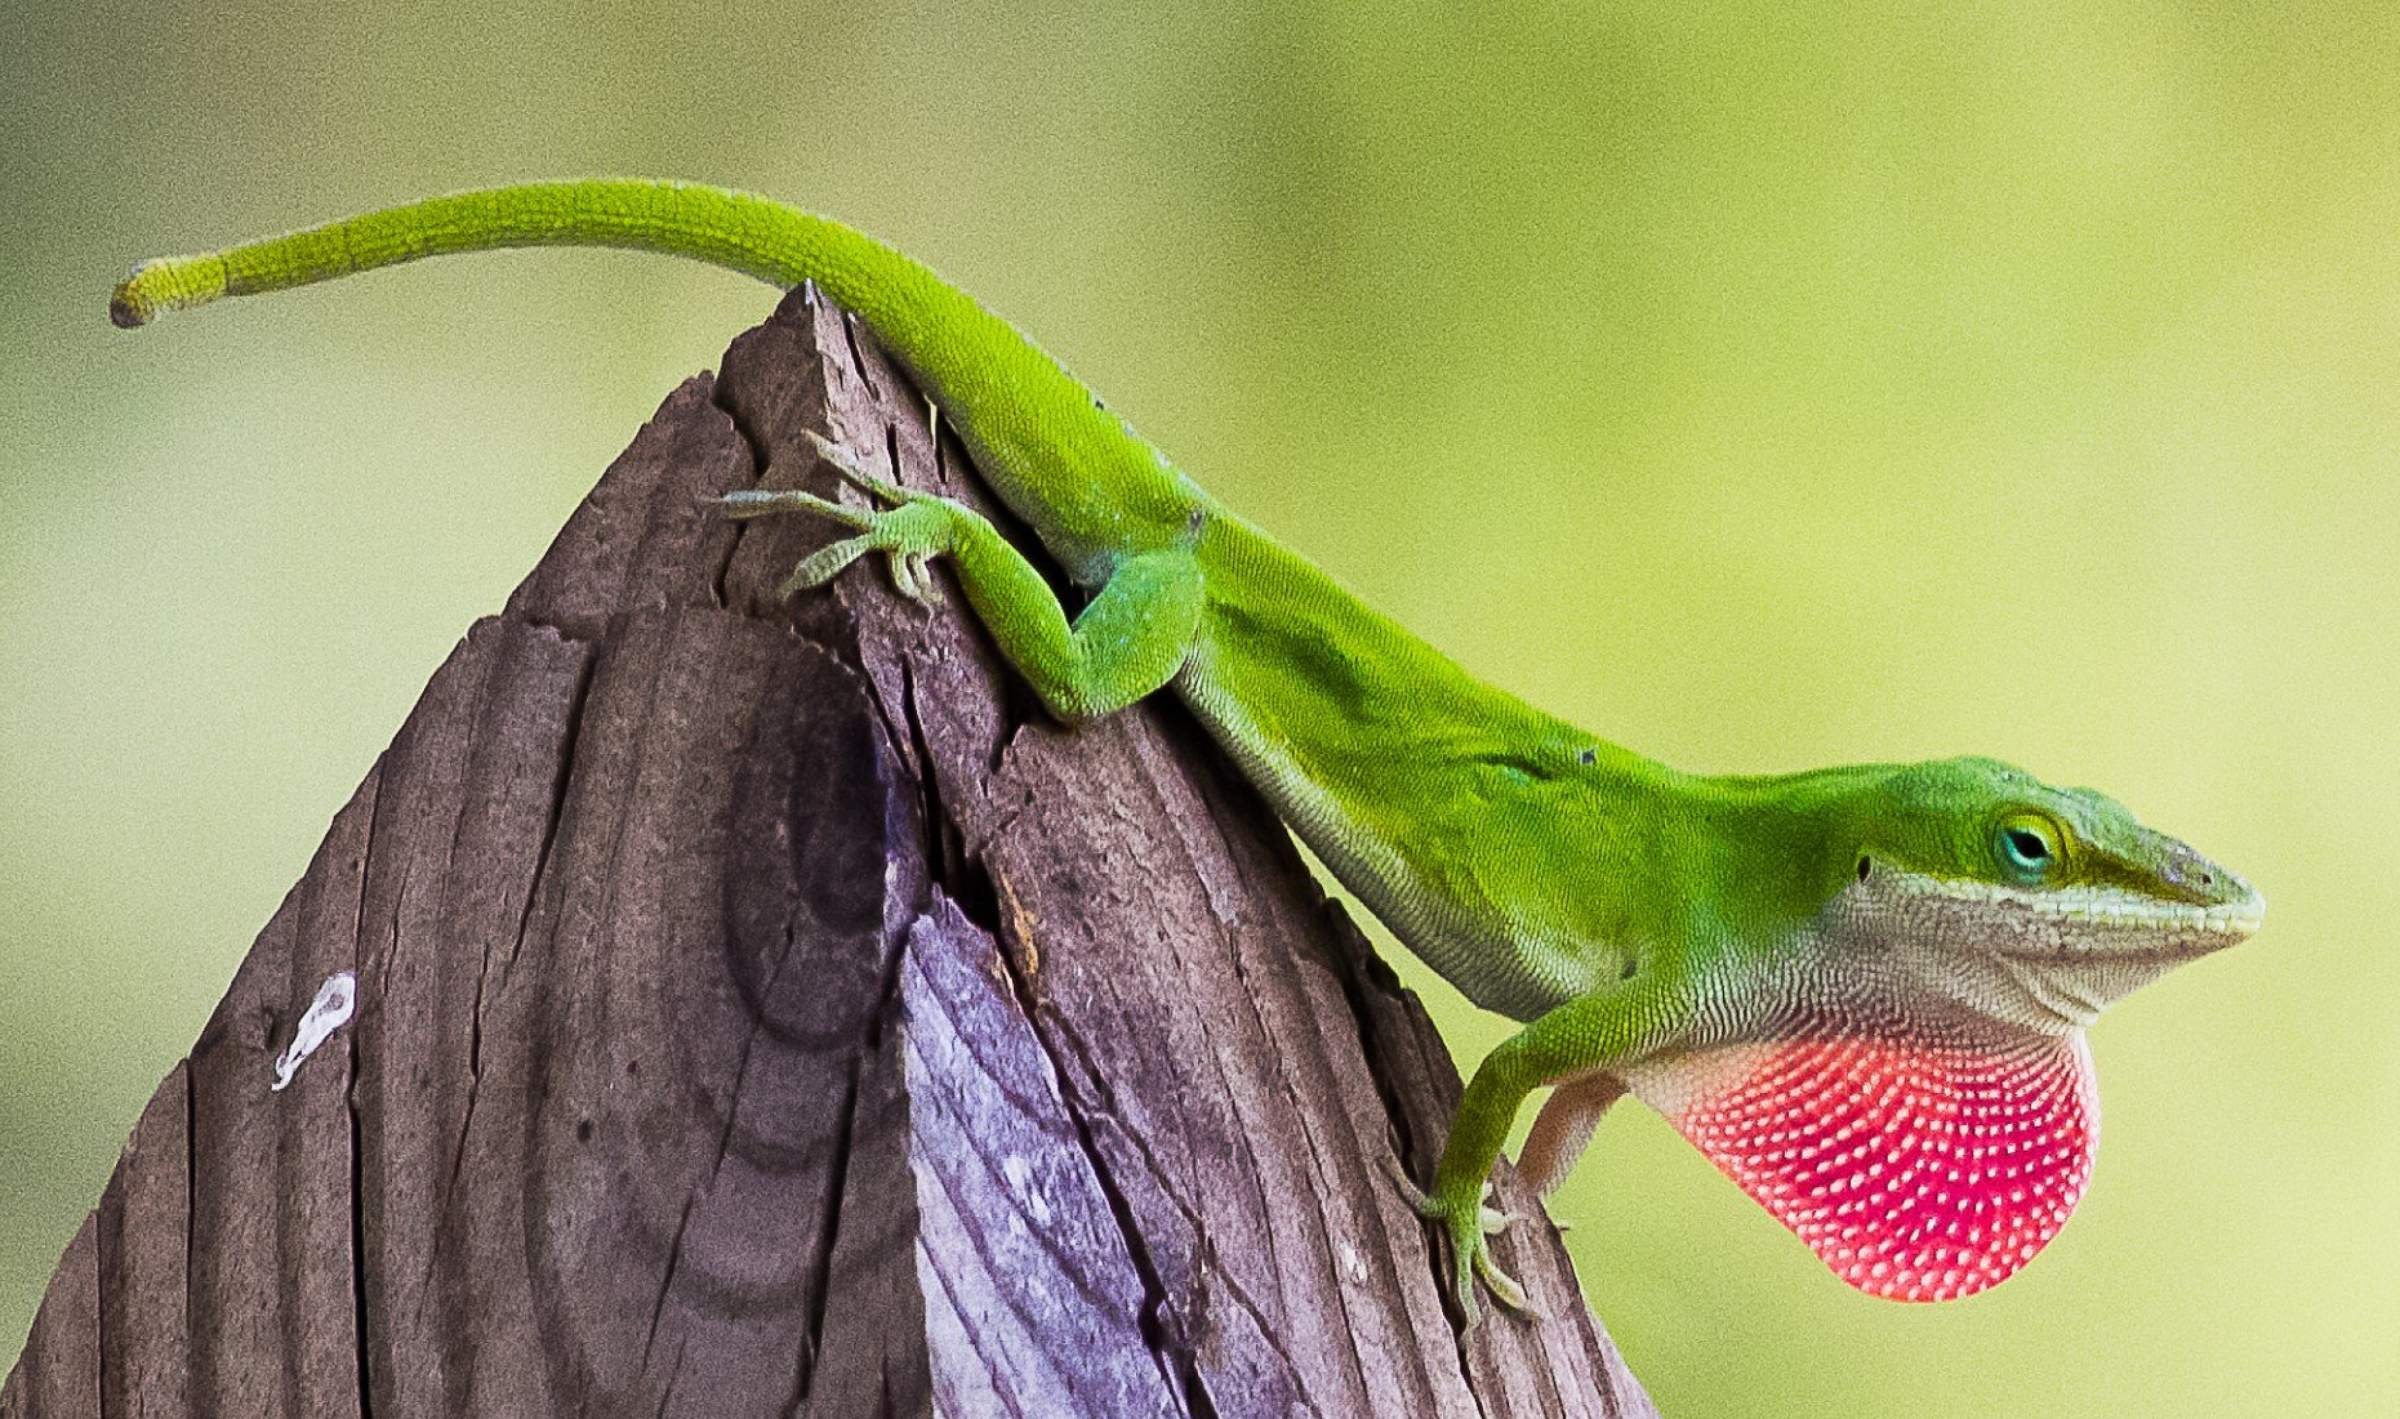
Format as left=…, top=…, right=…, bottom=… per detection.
left=4, top=3, right=2394, bottom=1413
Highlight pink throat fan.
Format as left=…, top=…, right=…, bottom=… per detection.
left=1630, top=1027, right=2099, bottom=1301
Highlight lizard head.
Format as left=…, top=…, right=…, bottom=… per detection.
left=1626, top=756, right=2263, bottom=1302
left=1824, top=755, right=2264, bottom=1035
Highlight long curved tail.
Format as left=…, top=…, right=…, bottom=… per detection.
left=111, top=178, right=1200, bottom=581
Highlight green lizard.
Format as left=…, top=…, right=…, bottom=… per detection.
left=109, top=178, right=2264, bottom=1324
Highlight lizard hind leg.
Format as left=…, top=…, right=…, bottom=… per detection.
left=1516, top=1073, right=1628, bottom=1200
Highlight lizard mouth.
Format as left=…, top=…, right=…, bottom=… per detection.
left=1990, top=940, right=2241, bottom=969
left=1835, top=864, right=2263, bottom=1031
left=2003, top=894, right=2263, bottom=941
left=1896, top=874, right=2266, bottom=959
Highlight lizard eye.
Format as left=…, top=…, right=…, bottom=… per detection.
left=1995, top=816, right=2061, bottom=881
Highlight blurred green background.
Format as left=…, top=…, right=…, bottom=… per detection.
left=4, top=2, right=2394, bottom=1413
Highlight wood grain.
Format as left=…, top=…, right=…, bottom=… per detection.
left=1, top=287, right=1658, bottom=1417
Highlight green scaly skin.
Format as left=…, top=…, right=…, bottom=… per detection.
left=111, top=179, right=2265, bottom=1324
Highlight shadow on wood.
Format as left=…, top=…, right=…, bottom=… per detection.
left=1, top=288, right=1658, bottom=1417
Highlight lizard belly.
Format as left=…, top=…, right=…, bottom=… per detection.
left=1171, top=650, right=1598, bottom=1023
left=1162, top=514, right=1629, bottom=1020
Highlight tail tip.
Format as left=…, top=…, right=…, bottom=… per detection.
left=108, top=261, right=158, bottom=330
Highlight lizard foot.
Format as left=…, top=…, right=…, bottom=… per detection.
left=1382, top=1156, right=1541, bottom=1326
left=711, top=431, right=960, bottom=605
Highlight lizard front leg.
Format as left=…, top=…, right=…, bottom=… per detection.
left=719, top=433, right=1205, bottom=723
left=1395, top=972, right=1679, bottom=1324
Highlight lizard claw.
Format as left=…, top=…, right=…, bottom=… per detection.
left=714, top=433, right=963, bottom=605
left=889, top=548, right=926, bottom=603
left=1383, top=1156, right=1542, bottom=1326
left=1482, top=1204, right=1534, bottom=1236
left=1475, top=1245, right=1540, bottom=1319
left=899, top=550, right=945, bottom=605
left=712, top=485, right=876, bottom=531
left=886, top=548, right=948, bottom=606
left=804, top=430, right=910, bottom=504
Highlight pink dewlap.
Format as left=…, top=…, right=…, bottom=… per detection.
left=1649, top=1030, right=2098, bottom=1301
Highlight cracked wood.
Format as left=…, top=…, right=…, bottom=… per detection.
left=1, top=287, right=1656, bottom=1418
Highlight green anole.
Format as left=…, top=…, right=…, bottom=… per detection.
left=110, top=178, right=2264, bottom=1324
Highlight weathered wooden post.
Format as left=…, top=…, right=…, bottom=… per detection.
left=1, top=288, right=1655, bottom=1417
